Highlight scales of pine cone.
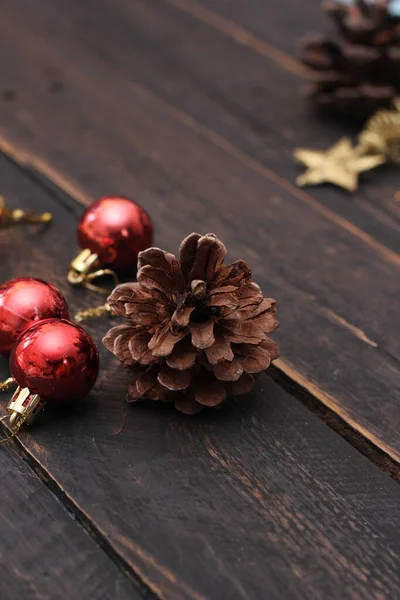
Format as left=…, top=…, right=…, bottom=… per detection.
left=300, top=0, right=400, bottom=121
left=103, top=233, right=279, bottom=415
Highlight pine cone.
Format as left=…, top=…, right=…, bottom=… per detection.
left=300, top=0, right=400, bottom=120
left=103, top=233, right=279, bottom=414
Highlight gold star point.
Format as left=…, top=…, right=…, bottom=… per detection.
left=294, top=137, right=385, bottom=192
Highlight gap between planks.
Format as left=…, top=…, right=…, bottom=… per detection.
left=0, top=135, right=93, bottom=207
left=1, top=136, right=400, bottom=477
left=163, top=0, right=400, bottom=234
left=0, top=131, right=394, bottom=345
left=163, top=0, right=400, bottom=246
left=0, top=432, right=197, bottom=600
left=1, top=103, right=400, bottom=271
left=165, top=0, right=307, bottom=77
left=274, top=359, right=400, bottom=474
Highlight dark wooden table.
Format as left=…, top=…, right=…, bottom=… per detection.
left=0, top=1, right=400, bottom=598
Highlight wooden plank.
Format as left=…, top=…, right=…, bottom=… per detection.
left=0, top=442, right=142, bottom=599
left=1, top=0, right=399, bottom=266
left=5, top=0, right=399, bottom=256
left=185, top=0, right=326, bottom=55
left=161, top=0, right=400, bottom=228
left=1, top=124, right=400, bottom=600
left=0, top=3, right=399, bottom=460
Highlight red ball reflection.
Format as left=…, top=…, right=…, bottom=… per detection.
left=77, top=196, right=153, bottom=268
left=0, top=278, right=70, bottom=356
left=10, top=319, right=99, bottom=404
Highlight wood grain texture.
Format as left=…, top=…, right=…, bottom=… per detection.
left=1, top=139, right=400, bottom=599
left=0, top=0, right=399, bottom=460
left=185, top=0, right=325, bottom=56
left=9, top=0, right=399, bottom=255
left=164, top=0, right=400, bottom=234
left=0, top=443, right=141, bottom=600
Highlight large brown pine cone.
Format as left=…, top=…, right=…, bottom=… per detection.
left=103, top=233, right=279, bottom=414
left=300, top=0, right=400, bottom=120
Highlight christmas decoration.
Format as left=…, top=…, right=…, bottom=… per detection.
left=0, top=319, right=99, bottom=438
left=295, top=99, right=400, bottom=190
left=68, top=196, right=153, bottom=293
left=295, top=137, right=384, bottom=190
left=0, top=196, right=52, bottom=229
left=361, top=97, right=400, bottom=160
left=0, top=278, right=70, bottom=356
left=103, top=233, right=279, bottom=415
left=74, top=302, right=113, bottom=324
left=300, top=0, right=400, bottom=120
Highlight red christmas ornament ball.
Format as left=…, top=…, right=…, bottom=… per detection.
left=10, top=319, right=99, bottom=405
left=0, top=278, right=70, bottom=357
left=77, top=196, right=153, bottom=269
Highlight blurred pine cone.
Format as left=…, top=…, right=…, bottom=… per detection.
left=103, top=233, right=279, bottom=414
left=300, top=0, right=400, bottom=120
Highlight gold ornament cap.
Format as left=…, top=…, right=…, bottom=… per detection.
left=0, top=386, right=44, bottom=443
left=68, top=249, right=119, bottom=294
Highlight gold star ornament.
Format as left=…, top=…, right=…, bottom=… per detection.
left=294, top=101, right=400, bottom=192
left=294, top=137, right=385, bottom=192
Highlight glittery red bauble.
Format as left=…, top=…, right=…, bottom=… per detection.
left=77, top=196, right=153, bottom=269
left=0, top=278, right=70, bottom=357
left=10, top=319, right=99, bottom=405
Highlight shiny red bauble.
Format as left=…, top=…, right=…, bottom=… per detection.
left=10, top=319, right=99, bottom=405
left=77, top=196, right=153, bottom=269
left=0, top=278, right=70, bottom=357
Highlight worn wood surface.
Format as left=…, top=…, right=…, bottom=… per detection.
left=5, top=0, right=400, bottom=251
left=192, top=0, right=331, bottom=56
left=0, top=86, right=399, bottom=600
left=174, top=0, right=400, bottom=232
left=0, top=441, right=140, bottom=600
left=0, top=0, right=399, bottom=598
left=0, top=0, right=399, bottom=461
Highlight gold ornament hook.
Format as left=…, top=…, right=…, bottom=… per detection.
left=74, top=301, right=115, bottom=323
left=68, top=249, right=119, bottom=295
left=0, top=415, right=16, bottom=444
left=0, top=196, right=52, bottom=229
left=0, top=377, right=15, bottom=393
left=83, top=269, right=120, bottom=294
